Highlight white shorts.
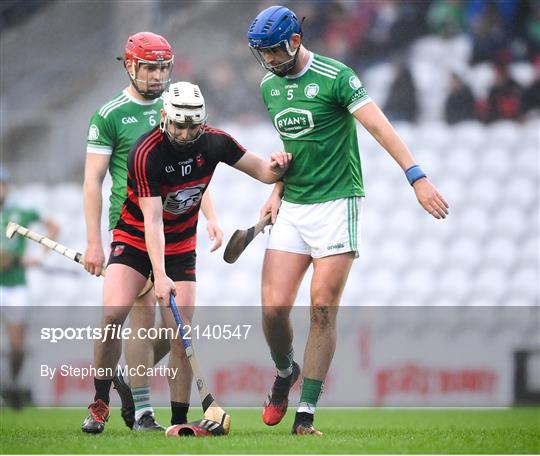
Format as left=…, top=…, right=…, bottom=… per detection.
left=0, top=285, right=30, bottom=324
left=267, top=197, right=363, bottom=259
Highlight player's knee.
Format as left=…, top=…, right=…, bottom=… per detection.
left=101, top=312, right=125, bottom=328
left=263, top=305, right=290, bottom=325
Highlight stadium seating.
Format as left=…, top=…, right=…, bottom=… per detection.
left=8, top=120, right=535, bottom=325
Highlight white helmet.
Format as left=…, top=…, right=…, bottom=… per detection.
left=163, top=81, right=206, bottom=123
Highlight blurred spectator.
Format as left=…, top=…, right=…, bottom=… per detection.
left=360, top=0, right=427, bottom=61
left=383, top=62, right=418, bottom=122
left=445, top=73, right=476, bottom=124
left=521, top=57, right=540, bottom=118
left=484, top=64, right=524, bottom=122
left=465, top=0, right=519, bottom=35
left=319, top=0, right=371, bottom=63
left=428, top=0, right=466, bottom=38
left=468, top=1, right=512, bottom=64
left=524, top=1, right=540, bottom=60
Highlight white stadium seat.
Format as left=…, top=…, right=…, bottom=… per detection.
left=13, top=122, right=536, bottom=317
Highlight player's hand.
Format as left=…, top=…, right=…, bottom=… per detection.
left=84, top=242, right=105, bottom=276
left=260, top=190, right=282, bottom=225
left=412, top=178, right=449, bottom=219
left=154, top=273, right=176, bottom=304
left=270, top=152, right=292, bottom=176
left=0, top=250, right=17, bottom=271
left=206, top=219, right=223, bottom=252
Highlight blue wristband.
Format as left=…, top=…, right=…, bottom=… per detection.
left=405, top=165, right=426, bottom=186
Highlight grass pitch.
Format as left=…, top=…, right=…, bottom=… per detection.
left=0, top=407, right=538, bottom=454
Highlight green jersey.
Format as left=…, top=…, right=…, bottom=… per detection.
left=0, top=206, right=40, bottom=286
left=260, top=52, right=371, bottom=204
left=86, top=89, right=162, bottom=230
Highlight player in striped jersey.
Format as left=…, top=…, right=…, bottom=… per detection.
left=90, top=81, right=289, bottom=435
left=248, top=6, right=449, bottom=435
left=82, top=33, right=222, bottom=434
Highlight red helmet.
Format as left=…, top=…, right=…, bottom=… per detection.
left=125, top=32, right=173, bottom=63
left=123, top=32, right=174, bottom=99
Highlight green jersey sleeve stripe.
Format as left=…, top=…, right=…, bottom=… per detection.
left=348, top=97, right=372, bottom=113
left=310, top=67, right=337, bottom=80
left=87, top=144, right=113, bottom=155
left=102, top=98, right=130, bottom=118
left=97, top=94, right=125, bottom=115
left=261, top=73, right=275, bottom=86
left=98, top=94, right=128, bottom=116
left=311, top=61, right=338, bottom=75
left=312, top=59, right=339, bottom=75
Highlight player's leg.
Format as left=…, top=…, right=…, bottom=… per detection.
left=1, top=286, right=32, bottom=409
left=292, top=253, right=353, bottom=436
left=261, top=203, right=312, bottom=426
left=292, top=197, right=361, bottom=435
left=261, top=249, right=311, bottom=425
left=158, top=250, right=197, bottom=426
left=7, top=322, right=25, bottom=384
left=123, top=290, right=166, bottom=432
left=82, top=262, right=147, bottom=434
left=159, top=281, right=195, bottom=426
left=115, top=313, right=169, bottom=428
left=152, top=330, right=171, bottom=364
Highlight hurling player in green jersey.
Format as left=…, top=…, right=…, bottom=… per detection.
left=82, top=33, right=222, bottom=434
left=0, top=164, right=59, bottom=409
left=248, top=6, right=449, bottom=435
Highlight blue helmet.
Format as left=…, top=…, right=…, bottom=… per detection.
left=248, top=6, right=301, bottom=49
left=247, top=6, right=302, bottom=76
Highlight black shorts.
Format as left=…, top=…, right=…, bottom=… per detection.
left=107, top=242, right=196, bottom=282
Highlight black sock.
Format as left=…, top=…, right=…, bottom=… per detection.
left=10, top=350, right=24, bottom=383
left=295, top=411, right=314, bottom=424
left=94, top=378, right=112, bottom=404
left=171, top=401, right=190, bottom=425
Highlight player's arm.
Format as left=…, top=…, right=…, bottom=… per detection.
left=200, top=187, right=223, bottom=252
left=139, top=196, right=176, bottom=303
left=83, top=153, right=110, bottom=275
left=232, top=150, right=292, bottom=184
left=260, top=181, right=284, bottom=224
left=353, top=103, right=449, bottom=219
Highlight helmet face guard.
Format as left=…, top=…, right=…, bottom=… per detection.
left=126, top=58, right=173, bottom=100
left=249, top=40, right=299, bottom=77
left=162, top=118, right=206, bottom=148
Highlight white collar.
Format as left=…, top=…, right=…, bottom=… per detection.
left=285, top=51, right=314, bottom=80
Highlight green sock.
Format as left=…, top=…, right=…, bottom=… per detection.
left=131, top=386, right=153, bottom=421
left=299, top=377, right=324, bottom=406
left=271, top=349, right=294, bottom=376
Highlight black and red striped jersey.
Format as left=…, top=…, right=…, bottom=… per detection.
left=113, top=125, right=246, bottom=255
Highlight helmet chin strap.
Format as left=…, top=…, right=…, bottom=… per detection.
left=270, top=45, right=301, bottom=77
left=162, top=115, right=206, bottom=149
